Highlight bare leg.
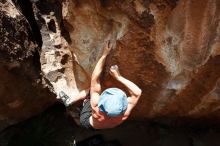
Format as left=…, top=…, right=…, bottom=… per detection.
left=59, top=88, right=89, bottom=106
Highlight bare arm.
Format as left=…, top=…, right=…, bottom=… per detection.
left=117, top=76, right=142, bottom=97
left=90, top=41, right=112, bottom=107
left=109, top=65, right=142, bottom=114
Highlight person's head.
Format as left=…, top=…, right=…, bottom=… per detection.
left=98, top=88, right=128, bottom=117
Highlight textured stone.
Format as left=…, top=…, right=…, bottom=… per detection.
left=0, top=0, right=55, bottom=131
left=1, top=0, right=220, bottom=131
left=59, top=0, right=220, bottom=120
left=33, top=0, right=220, bottom=120
left=153, top=0, right=220, bottom=118
left=32, top=0, right=82, bottom=99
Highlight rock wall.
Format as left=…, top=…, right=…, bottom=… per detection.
left=59, top=0, right=220, bottom=119
left=154, top=0, right=220, bottom=118
left=0, top=0, right=55, bottom=131
left=1, top=0, right=220, bottom=130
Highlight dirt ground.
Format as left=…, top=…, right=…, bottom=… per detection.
left=1, top=103, right=220, bottom=146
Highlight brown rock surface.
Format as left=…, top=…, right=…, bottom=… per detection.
left=1, top=0, right=220, bottom=131
left=59, top=0, right=220, bottom=119
left=0, top=0, right=55, bottom=131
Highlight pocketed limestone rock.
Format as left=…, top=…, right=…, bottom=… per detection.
left=0, top=0, right=55, bottom=131
left=35, top=0, right=220, bottom=120
left=1, top=0, right=220, bottom=131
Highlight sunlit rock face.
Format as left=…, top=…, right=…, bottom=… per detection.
left=62, top=0, right=220, bottom=119
left=37, top=0, right=220, bottom=119
left=152, top=0, right=220, bottom=118
left=48, top=0, right=219, bottom=119
left=37, top=0, right=172, bottom=118
left=0, top=0, right=55, bottom=130
left=1, top=0, right=220, bottom=131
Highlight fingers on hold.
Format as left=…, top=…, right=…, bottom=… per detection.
left=105, top=40, right=110, bottom=47
left=110, top=65, right=118, bottom=70
left=107, top=42, right=110, bottom=48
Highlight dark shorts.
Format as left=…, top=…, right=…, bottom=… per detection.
left=80, top=99, right=94, bottom=130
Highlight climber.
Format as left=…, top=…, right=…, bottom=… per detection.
left=60, top=41, right=142, bottom=129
